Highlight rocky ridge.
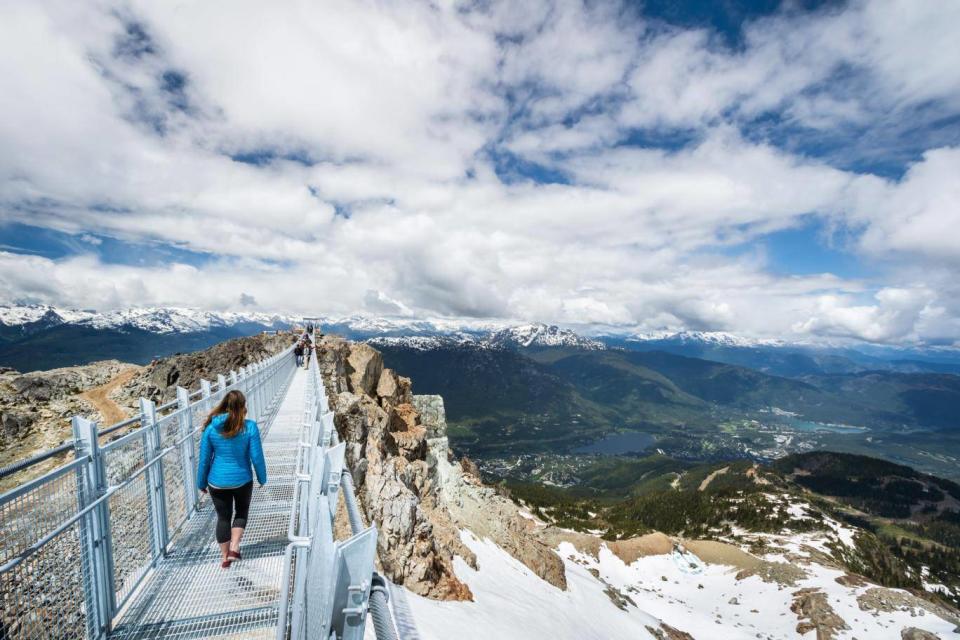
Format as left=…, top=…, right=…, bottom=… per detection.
left=121, top=331, right=291, bottom=405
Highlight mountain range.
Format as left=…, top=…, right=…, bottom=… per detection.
left=3, top=303, right=960, bottom=378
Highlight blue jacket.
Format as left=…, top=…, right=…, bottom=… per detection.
left=197, top=414, right=267, bottom=490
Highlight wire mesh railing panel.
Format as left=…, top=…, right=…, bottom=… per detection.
left=0, top=463, right=82, bottom=566
left=108, top=472, right=154, bottom=609
left=161, top=446, right=188, bottom=540
left=0, top=519, right=92, bottom=640
left=157, top=411, right=184, bottom=449
left=102, top=434, right=146, bottom=487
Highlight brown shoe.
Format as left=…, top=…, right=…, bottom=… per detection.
left=221, top=558, right=232, bottom=569
left=228, top=549, right=241, bottom=561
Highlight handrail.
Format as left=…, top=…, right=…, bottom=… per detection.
left=276, top=331, right=414, bottom=640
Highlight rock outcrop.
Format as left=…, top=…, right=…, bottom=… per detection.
left=791, top=587, right=850, bottom=639
left=315, top=334, right=568, bottom=600
left=317, top=336, right=566, bottom=600
left=318, top=335, right=473, bottom=600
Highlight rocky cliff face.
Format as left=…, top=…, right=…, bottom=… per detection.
left=315, top=335, right=568, bottom=600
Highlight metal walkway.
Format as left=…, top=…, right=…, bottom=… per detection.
left=110, top=368, right=308, bottom=640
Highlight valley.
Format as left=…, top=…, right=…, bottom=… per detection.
left=373, top=331, right=960, bottom=483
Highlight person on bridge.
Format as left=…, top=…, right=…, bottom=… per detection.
left=294, top=341, right=304, bottom=367
left=302, top=338, right=312, bottom=368
left=196, top=389, right=267, bottom=568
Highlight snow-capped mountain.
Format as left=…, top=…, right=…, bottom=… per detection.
left=0, top=304, right=297, bottom=334
left=625, top=330, right=788, bottom=349
left=488, top=324, right=605, bottom=350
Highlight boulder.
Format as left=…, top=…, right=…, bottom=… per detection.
left=345, top=343, right=383, bottom=396
left=0, top=410, right=34, bottom=442
left=376, top=369, right=400, bottom=405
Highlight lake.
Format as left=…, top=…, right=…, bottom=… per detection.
left=574, top=431, right=656, bottom=455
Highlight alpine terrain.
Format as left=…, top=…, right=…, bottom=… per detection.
left=6, top=330, right=958, bottom=638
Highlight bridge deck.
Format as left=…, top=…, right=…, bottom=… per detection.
left=111, top=367, right=307, bottom=640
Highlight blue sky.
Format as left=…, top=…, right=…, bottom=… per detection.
left=0, top=0, right=958, bottom=345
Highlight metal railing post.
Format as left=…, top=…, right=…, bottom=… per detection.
left=239, top=366, right=252, bottom=418
left=201, top=378, right=212, bottom=411
left=140, top=398, right=169, bottom=559
left=72, top=416, right=116, bottom=639
left=176, top=386, right=198, bottom=514
left=256, top=362, right=267, bottom=419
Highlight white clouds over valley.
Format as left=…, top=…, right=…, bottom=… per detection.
left=0, top=0, right=958, bottom=345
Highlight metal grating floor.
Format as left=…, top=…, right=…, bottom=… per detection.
left=111, top=368, right=307, bottom=640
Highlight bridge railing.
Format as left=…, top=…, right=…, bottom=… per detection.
left=276, top=340, right=402, bottom=640
left=0, top=344, right=297, bottom=640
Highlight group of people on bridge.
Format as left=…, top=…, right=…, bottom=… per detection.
left=294, top=331, right=313, bottom=368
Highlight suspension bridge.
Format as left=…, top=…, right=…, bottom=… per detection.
left=0, top=337, right=417, bottom=640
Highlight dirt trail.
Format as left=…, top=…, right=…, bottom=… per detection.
left=698, top=466, right=729, bottom=491
left=80, top=367, right=140, bottom=425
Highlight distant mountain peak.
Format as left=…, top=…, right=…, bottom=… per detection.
left=488, top=323, right=605, bottom=350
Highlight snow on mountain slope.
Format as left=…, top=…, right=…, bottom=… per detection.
left=406, top=530, right=958, bottom=640
left=366, top=333, right=483, bottom=351
left=405, top=532, right=662, bottom=640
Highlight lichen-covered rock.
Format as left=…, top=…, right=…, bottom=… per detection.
left=0, top=409, right=33, bottom=441
left=317, top=336, right=570, bottom=599
left=413, top=395, right=447, bottom=439
left=396, top=376, right=413, bottom=405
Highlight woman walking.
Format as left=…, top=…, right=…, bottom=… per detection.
left=196, top=390, right=267, bottom=568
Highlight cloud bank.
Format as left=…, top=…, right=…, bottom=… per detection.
left=0, top=0, right=958, bottom=345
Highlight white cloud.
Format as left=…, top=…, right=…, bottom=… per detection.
left=847, top=147, right=960, bottom=261
left=794, top=288, right=937, bottom=343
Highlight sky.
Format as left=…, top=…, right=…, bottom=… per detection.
left=0, top=0, right=958, bottom=346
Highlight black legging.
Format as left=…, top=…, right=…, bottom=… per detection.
left=209, top=481, right=253, bottom=544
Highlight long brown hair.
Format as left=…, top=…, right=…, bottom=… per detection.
left=204, top=390, right=247, bottom=438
